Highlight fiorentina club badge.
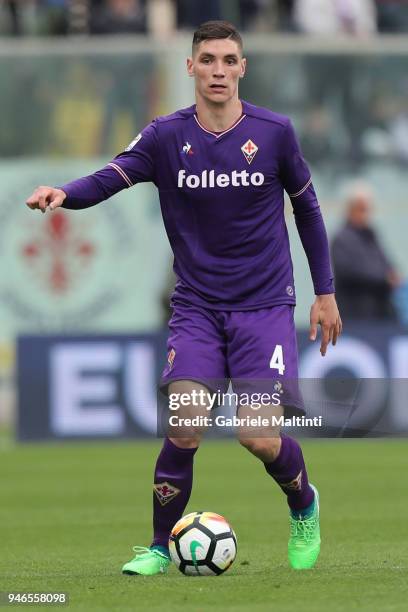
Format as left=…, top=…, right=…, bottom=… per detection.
left=167, top=348, right=176, bottom=370
left=153, top=482, right=181, bottom=506
left=241, top=139, right=258, bottom=164
left=281, top=470, right=303, bottom=492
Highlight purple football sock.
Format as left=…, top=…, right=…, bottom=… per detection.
left=264, top=435, right=314, bottom=512
left=151, top=437, right=198, bottom=549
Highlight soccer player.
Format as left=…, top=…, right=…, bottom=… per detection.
left=26, top=21, right=342, bottom=574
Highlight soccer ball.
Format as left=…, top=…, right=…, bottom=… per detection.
left=169, top=511, right=237, bottom=576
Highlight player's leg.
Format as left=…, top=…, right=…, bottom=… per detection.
left=236, top=400, right=314, bottom=511
left=122, top=302, right=228, bottom=576
left=227, top=306, right=320, bottom=569
left=151, top=380, right=211, bottom=554
left=123, top=380, right=209, bottom=576
left=237, top=422, right=315, bottom=514
left=239, top=430, right=320, bottom=570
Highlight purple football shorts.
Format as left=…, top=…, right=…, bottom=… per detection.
left=160, top=301, right=304, bottom=415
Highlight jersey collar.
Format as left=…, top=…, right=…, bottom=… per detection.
left=193, top=108, right=247, bottom=139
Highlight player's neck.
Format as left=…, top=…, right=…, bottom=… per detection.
left=195, top=97, right=243, bottom=133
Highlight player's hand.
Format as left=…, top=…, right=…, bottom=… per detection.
left=309, top=294, right=342, bottom=356
left=26, top=186, right=67, bottom=213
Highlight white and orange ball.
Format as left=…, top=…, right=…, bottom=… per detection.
left=169, top=511, right=237, bottom=576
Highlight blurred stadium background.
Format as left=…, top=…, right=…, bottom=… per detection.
left=1, top=0, right=408, bottom=438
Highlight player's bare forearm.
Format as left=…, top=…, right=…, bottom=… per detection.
left=26, top=186, right=67, bottom=213
left=309, top=293, right=342, bottom=356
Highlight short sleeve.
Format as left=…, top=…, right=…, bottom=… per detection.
left=108, top=120, right=159, bottom=187
left=279, top=120, right=312, bottom=198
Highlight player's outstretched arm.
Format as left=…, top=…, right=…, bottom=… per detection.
left=309, top=293, right=342, bottom=357
left=26, top=186, right=66, bottom=213
left=25, top=122, right=158, bottom=213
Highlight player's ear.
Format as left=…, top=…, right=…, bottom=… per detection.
left=240, top=57, right=247, bottom=79
left=187, top=57, right=194, bottom=77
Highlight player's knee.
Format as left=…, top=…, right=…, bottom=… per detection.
left=168, top=435, right=202, bottom=449
left=238, top=436, right=281, bottom=460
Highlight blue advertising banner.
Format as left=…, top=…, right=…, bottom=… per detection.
left=17, top=334, right=167, bottom=440
left=17, top=325, right=408, bottom=441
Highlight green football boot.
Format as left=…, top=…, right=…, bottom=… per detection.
left=122, top=546, right=170, bottom=576
left=288, top=484, right=320, bottom=570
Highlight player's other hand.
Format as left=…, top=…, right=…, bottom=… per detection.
left=26, top=186, right=67, bottom=213
left=309, top=294, right=342, bottom=356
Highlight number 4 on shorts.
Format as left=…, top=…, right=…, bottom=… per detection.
left=269, top=344, right=285, bottom=375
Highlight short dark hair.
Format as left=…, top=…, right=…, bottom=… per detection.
left=192, top=21, right=243, bottom=54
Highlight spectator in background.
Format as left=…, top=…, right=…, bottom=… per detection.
left=238, top=0, right=266, bottom=30
left=4, top=0, right=21, bottom=35
left=90, top=0, right=146, bottom=34
left=293, top=0, right=377, bottom=35
left=176, top=0, right=263, bottom=31
left=275, top=0, right=296, bottom=31
left=294, top=0, right=377, bottom=164
left=176, top=0, right=222, bottom=28
left=376, top=0, right=408, bottom=32
left=38, top=0, right=69, bottom=35
left=331, top=183, right=401, bottom=321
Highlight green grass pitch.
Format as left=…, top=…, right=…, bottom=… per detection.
left=1, top=438, right=407, bottom=611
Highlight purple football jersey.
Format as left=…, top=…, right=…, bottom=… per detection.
left=61, top=100, right=334, bottom=309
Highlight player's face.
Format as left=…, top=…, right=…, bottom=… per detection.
left=187, top=39, right=246, bottom=104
